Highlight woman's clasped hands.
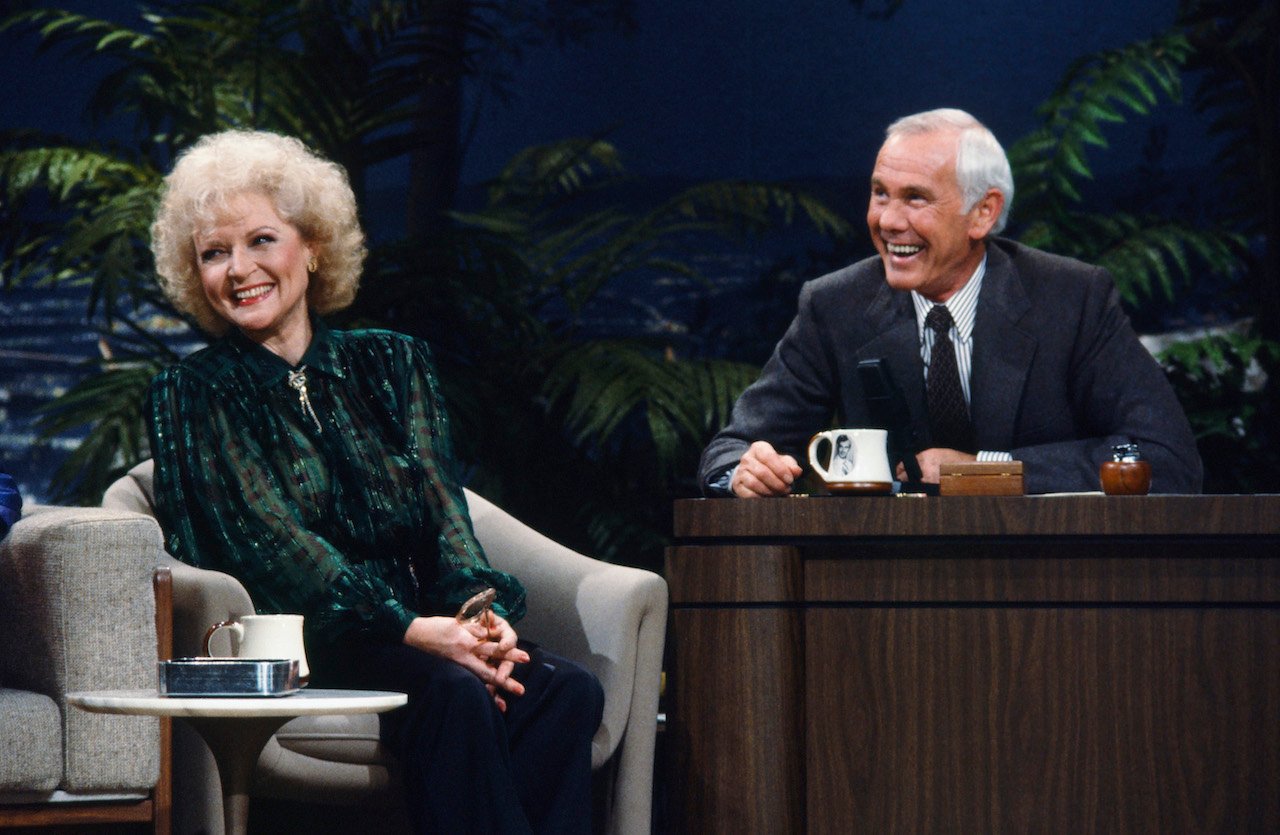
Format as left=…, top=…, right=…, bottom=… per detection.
left=402, top=612, right=530, bottom=711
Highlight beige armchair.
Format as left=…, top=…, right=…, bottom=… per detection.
left=103, top=460, right=667, bottom=835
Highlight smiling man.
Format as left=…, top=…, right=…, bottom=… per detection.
left=699, top=108, right=1203, bottom=496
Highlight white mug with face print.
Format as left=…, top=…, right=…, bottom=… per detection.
left=807, top=428, right=893, bottom=494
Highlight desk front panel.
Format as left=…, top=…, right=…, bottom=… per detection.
left=806, top=601, right=1279, bottom=833
left=667, top=499, right=1280, bottom=834
left=803, top=538, right=1280, bottom=833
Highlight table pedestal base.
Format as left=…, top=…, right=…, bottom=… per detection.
left=184, top=716, right=290, bottom=835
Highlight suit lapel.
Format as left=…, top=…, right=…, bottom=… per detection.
left=970, top=245, right=1036, bottom=449
left=854, top=279, right=930, bottom=449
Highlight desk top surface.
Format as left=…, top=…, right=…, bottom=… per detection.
left=674, top=493, right=1280, bottom=539
left=67, top=688, right=407, bottom=717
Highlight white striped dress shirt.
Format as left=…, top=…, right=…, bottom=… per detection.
left=911, top=255, right=1012, bottom=462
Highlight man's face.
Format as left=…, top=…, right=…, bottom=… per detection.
left=866, top=130, right=995, bottom=302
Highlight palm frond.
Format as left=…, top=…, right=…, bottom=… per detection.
left=1, top=144, right=152, bottom=203
left=577, top=502, right=670, bottom=566
left=660, top=180, right=855, bottom=241
left=486, top=138, right=626, bottom=206
left=1, top=144, right=161, bottom=319
left=542, top=340, right=759, bottom=477
left=0, top=8, right=153, bottom=54
left=443, top=139, right=854, bottom=333
left=35, top=362, right=161, bottom=502
left=1024, top=212, right=1246, bottom=304
left=1009, top=31, right=1192, bottom=219
left=1006, top=28, right=1248, bottom=305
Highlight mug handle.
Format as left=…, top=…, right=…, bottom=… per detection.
left=202, top=620, right=242, bottom=657
left=808, top=433, right=831, bottom=481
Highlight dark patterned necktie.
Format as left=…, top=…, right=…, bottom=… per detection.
left=925, top=305, right=973, bottom=451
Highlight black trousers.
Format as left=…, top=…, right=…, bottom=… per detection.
left=314, top=639, right=604, bottom=834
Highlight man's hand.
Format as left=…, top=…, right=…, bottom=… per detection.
left=732, top=441, right=803, bottom=497
left=896, top=448, right=976, bottom=484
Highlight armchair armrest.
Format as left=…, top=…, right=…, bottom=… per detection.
left=159, top=553, right=255, bottom=659
left=102, top=460, right=255, bottom=659
left=0, top=506, right=162, bottom=792
left=464, top=489, right=668, bottom=835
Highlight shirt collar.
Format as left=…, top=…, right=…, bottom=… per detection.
left=226, top=317, right=346, bottom=388
left=911, top=254, right=987, bottom=344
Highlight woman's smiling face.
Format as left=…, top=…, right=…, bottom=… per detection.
left=194, top=191, right=314, bottom=353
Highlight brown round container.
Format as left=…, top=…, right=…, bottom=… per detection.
left=1100, top=459, right=1152, bottom=495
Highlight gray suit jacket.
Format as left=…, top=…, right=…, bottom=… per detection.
left=699, top=238, right=1203, bottom=494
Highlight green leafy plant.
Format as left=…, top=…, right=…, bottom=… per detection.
left=34, top=361, right=163, bottom=501
left=1004, top=25, right=1280, bottom=492
left=353, top=137, right=851, bottom=565
left=1178, top=0, right=1279, bottom=340
left=1160, top=331, right=1280, bottom=491
left=2, top=4, right=851, bottom=571
left=543, top=341, right=762, bottom=481
left=1007, top=31, right=1245, bottom=308
left=1173, top=1, right=1280, bottom=490
left=1, top=0, right=632, bottom=503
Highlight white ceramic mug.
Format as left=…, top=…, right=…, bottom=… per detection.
left=807, top=428, right=893, bottom=494
left=203, top=614, right=310, bottom=681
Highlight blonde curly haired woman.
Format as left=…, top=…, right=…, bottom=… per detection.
left=148, top=130, right=602, bottom=834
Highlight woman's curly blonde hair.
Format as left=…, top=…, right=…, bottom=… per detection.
left=150, top=130, right=367, bottom=335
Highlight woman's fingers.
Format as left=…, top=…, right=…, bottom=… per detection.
left=486, top=683, right=508, bottom=713
left=402, top=614, right=526, bottom=702
left=474, top=639, right=530, bottom=664
left=489, top=658, right=523, bottom=696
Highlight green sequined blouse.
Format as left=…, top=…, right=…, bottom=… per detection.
left=147, top=319, right=526, bottom=646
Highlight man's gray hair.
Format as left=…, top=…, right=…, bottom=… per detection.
left=885, top=108, right=1014, bottom=234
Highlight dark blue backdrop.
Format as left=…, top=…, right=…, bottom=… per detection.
left=2, top=1, right=1212, bottom=195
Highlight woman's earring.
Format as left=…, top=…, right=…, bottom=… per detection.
left=307, top=256, right=318, bottom=273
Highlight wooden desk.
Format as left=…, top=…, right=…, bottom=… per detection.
left=665, top=495, right=1280, bottom=833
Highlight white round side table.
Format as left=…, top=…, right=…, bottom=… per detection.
left=69, top=688, right=407, bottom=835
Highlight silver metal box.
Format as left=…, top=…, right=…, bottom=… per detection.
left=158, top=658, right=301, bottom=697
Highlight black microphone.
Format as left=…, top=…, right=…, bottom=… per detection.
left=857, top=358, right=926, bottom=488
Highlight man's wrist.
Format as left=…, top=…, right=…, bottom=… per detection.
left=705, top=464, right=738, bottom=496
left=976, top=450, right=1013, bottom=462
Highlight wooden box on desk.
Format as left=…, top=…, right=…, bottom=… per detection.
left=939, top=461, right=1024, bottom=495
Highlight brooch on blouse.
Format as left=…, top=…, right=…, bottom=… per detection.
left=286, top=367, right=324, bottom=432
